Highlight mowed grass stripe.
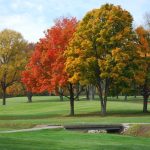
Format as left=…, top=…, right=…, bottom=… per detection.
left=0, top=129, right=150, bottom=150
left=0, top=96, right=149, bottom=130
left=0, top=96, right=148, bottom=116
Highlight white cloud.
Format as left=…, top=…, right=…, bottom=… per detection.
left=11, top=2, right=19, bottom=10
left=0, top=13, right=50, bottom=42
left=0, top=0, right=149, bottom=42
left=11, top=0, right=44, bottom=13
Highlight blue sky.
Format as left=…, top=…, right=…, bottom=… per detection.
left=0, top=0, right=149, bottom=42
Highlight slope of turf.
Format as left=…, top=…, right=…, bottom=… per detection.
left=0, top=129, right=150, bottom=150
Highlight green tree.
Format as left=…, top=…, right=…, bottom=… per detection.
left=0, top=29, right=27, bottom=105
left=65, top=4, right=136, bottom=115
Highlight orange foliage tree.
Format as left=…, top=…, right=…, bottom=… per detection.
left=135, top=26, right=150, bottom=112
left=22, top=17, right=78, bottom=115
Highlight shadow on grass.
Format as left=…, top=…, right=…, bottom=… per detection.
left=24, top=99, right=69, bottom=103
left=0, top=114, right=61, bottom=120
left=25, top=100, right=62, bottom=103
left=66, top=111, right=150, bottom=117
left=0, top=111, right=149, bottom=120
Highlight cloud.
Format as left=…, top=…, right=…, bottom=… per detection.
left=11, top=0, right=44, bottom=13
left=0, top=13, right=50, bottom=42
left=0, top=0, right=149, bottom=42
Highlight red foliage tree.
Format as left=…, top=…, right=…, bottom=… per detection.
left=22, top=17, right=78, bottom=115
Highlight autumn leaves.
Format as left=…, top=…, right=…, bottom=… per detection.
left=1, top=4, right=148, bottom=115
left=0, top=29, right=27, bottom=105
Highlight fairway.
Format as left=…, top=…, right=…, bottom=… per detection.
left=0, top=96, right=149, bottom=130
left=0, top=1, right=150, bottom=150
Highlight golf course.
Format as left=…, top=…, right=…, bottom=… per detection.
left=0, top=1, right=150, bottom=149
left=0, top=96, right=150, bottom=149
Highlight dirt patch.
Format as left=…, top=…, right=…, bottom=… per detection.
left=123, top=124, right=150, bottom=137
left=34, top=124, right=50, bottom=128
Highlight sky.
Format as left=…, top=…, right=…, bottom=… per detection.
left=0, top=0, right=149, bottom=43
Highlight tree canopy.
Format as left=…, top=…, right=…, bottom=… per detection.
left=0, top=29, right=27, bottom=105
left=135, top=26, right=150, bottom=112
left=65, top=4, right=137, bottom=115
left=22, top=17, right=78, bottom=115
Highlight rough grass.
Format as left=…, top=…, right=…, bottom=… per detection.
left=0, top=129, right=150, bottom=150
left=124, top=124, right=150, bottom=137
left=0, top=96, right=149, bottom=130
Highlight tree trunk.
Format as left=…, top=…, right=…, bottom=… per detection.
left=69, top=83, right=74, bottom=116
left=86, top=85, right=95, bottom=100
left=92, top=86, right=95, bottom=100
left=143, top=96, right=148, bottom=113
left=27, top=92, right=32, bottom=103
left=59, top=95, right=63, bottom=101
left=142, top=85, right=149, bottom=113
left=86, top=86, right=90, bottom=100
left=134, top=83, right=137, bottom=98
left=100, top=97, right=107, bottom=116
left=141, top=65, right=149, bottom=113
left=115, top=86, right=119, bottom=100
left=116, top=95, right=119, bottom=99
left=59, top=88, right=63, bottom=101
left=89, top=84, right=95, bottom=100
left=141, top=81, right=149, bottom=113
left=2, top=87, right=6, bottom=105
left=97, top=79, right=110, bottom=116
left=124, top=94, right=128, bottom=101
left=76, top=84, right=80, bottom=101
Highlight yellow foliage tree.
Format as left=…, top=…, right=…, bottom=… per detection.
left=6, top=82, right=25, bottom=96
left=65, top=4, right=137, bottom=115
left=135, top=26, right=150, bottom=112
left=0, top=29, right=27, bottom=105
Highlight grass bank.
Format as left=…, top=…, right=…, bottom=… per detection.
left=0, top=129, right=150, bottom=150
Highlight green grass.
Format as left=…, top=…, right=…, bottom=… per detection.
left=0, top=129, right=150, bottom=150
left=0, top=96, right=150, bottom=149
left=0, top=96, right=149, bottom=130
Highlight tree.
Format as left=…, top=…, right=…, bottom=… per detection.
left=22, top=17, right=78, bottom=115
left=6, top=82, right=25, bottom=96
left=65, top=4, right=137, bottom=115
left=22, top=43, right=35, bottom=102
left=86, top=84, right=95, bottom=100
left=135, top=26, right=150, bottom=112
left=0, top=29, right=27, bottom=105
